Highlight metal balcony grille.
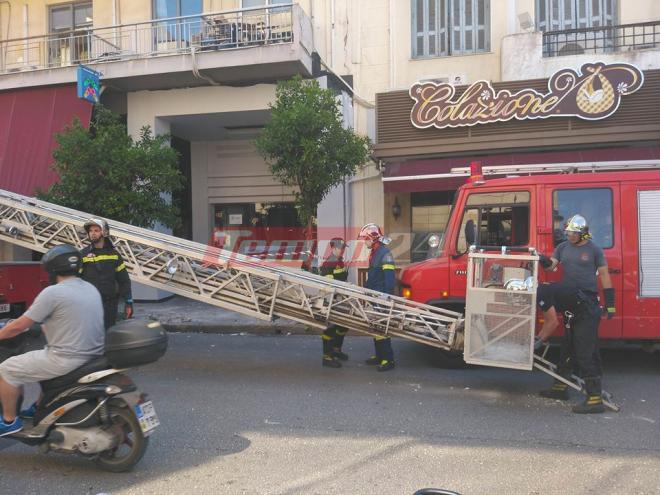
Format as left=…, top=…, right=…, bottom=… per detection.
left=0, top=4, right=295, bottom=74
left=543, top=20, right=660, bottom=58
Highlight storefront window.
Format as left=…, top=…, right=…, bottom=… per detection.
left=213, top=202, right=304, bottom=259
left=411, top=191, right=454, bottom=262
left=412, top=0, right=490, bottom=58
left=552, top=188, right=613, bottom=248
left=456, top=191, right=530, bottom=252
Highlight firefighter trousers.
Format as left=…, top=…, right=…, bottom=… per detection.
left=557, top=302, right=603, bottom=380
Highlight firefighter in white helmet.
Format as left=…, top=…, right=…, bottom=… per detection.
left=80, top=218, right=133, bottom=330
left=536, top=214, right=615, bottom=414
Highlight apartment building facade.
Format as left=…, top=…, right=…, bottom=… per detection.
left=1, top=0, right=659, bottom=275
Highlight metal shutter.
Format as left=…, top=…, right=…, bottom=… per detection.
left=639, top=190, right=660, bottom=297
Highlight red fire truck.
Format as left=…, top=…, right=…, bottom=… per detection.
left=0, top=262, right=49, bottom=318
left=399, top=161, right=660, bottom=351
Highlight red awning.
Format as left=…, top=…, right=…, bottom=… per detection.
left=0, top=85, right=93, bottom=196
left=383, top=145, right=660, bottom=193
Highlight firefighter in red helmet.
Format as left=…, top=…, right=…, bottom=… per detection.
left=358, top=223, right=396, bottom=372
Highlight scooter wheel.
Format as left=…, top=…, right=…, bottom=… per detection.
left=94, top=404, right=149, bottom=472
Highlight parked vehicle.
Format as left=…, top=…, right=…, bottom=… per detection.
left=0, top=319, right=167, bottom=472
left=399, top=163, right=660, bottom=352
left=0, top=262, right=48, bottom=318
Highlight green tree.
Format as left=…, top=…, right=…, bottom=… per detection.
left=255, top=76, right=371, bottom=233
left=38, top=105, right=184, bottom=229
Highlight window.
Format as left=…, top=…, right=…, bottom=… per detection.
left=48, top=2, right=93, bottom=66
left=536, top=0, right=617, bottom=31
left=154, top=0, right=203, bottom=49
left=456, top=191, right=530, bottom=253
left=411, top=191, right=454, bottom=262
left=242, top=0, right=289, bottom=7
left=552, top=188, right=613, bottom=249
left=412, top=0, right=490, bottom=58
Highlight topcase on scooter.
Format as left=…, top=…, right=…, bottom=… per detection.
left=105, top=320, right=168, bottom=367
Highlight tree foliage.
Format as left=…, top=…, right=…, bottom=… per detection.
left=255, top=76, right=372, bottom=228
left=38, top=105, right=184, bottom=229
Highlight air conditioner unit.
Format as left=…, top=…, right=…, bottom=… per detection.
left=419, top=76, right=449, bottom=84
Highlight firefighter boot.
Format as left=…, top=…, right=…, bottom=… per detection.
left=365, top=338, right=381, bottom=365
left=375, top=337, right=395, bottom=372
left=332, top=328, right=349, bottom=361
left=322, top=330, right=341, bottom=368
left=539, top=381, right=570, bottom=400
left=572, top=377, right=605, bottom=414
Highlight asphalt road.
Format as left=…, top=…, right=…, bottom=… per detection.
left=1, top=332, right=659, bottom=495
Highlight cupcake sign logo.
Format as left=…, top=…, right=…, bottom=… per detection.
left=410, top=62, right=644, bottom=129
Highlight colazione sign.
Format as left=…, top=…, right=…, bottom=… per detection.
left=410, top=62, right=643, bottom=129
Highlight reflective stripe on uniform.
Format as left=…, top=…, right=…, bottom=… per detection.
left=115, top=263, right=126, bottom=272
left=382, top=264, right=395, bottom=270
left=333, top=267, right=347, bottom=274
left=82, top=254, right=119, bottom=263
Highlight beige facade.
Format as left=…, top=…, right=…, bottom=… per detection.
left=1, top=0, right=659, bottom=271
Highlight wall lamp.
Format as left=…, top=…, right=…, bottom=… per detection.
left=391, top=197, right=401, bottom=220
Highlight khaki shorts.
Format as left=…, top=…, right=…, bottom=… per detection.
left=0, top=349, right=90, bottom=388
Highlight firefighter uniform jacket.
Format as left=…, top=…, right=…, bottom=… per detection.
left=365, top=243, right=395, bottom=294
left=319, top=254, right=348, bottom=282
left=80, top=240, right=133, bottom=302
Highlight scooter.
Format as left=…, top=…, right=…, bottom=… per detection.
left=0, top=319, right=167, bottom=472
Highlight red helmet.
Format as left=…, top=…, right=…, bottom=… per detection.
left=358, top=223, right=384, bottom=242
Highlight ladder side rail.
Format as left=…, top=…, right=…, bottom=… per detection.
left=450, top=159, right=660, bottom=176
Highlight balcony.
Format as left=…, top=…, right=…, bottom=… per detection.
left=501, top=20, right=660, bottom=82
left=542, top=20, right=660, bottom=58
left=0, top=3, right=313, bottom=92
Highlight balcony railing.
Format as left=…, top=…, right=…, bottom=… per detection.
left=0, top=4, right=294, bottom=74
left=543, top=20, right=660, bottom=58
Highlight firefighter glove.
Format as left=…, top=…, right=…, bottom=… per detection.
left=603, top=288, right=615, bottom=319
left=538, top=254, right=553, bottom=269
left=534, top=336, right=548, bottom=352
left=124, top=300, right=134, bottom=319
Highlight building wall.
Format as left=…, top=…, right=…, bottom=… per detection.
left=2, top=0, right=659, bottom=260
left=126, top=83, right=278, bottom=244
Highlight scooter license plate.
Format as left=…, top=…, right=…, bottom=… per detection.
left=0, top=304, right=10, bottom=314
left=135, top=401, right=160, bottom=436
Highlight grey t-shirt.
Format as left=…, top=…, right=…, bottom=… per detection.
left=552, top=240, right=607, bottom=293
left=25, top=277, right=105, bottom=358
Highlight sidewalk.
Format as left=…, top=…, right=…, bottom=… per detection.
left=133, top=295, right=312, bottom=335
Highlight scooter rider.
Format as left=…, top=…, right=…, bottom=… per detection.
left=320, top=237, right=350, bottom=368
left=536, top=214, right=615, bottom=414
left=81, top=218, right=134, bottom=330
left=0, top=244, right=105, bottom=436
left=358, top=223, right=396, bottom=372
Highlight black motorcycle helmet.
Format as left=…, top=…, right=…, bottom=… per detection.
left=42, top=244, right=82, bottom=284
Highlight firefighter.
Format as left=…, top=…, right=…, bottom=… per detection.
left=358, top=223, right=396, bottom=372
left=536, top=214, right=615, bottom=414
left=80, top=218, right=134, bottom=330
left=320, top=237, right=350, bottom=368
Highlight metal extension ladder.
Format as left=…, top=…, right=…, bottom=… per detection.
left=0, top=189, right=463, bottom=351
left=464, top=247, right=620, bottom=412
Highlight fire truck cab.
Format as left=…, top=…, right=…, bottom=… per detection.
left=399, top=162, right=660, bottom=350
